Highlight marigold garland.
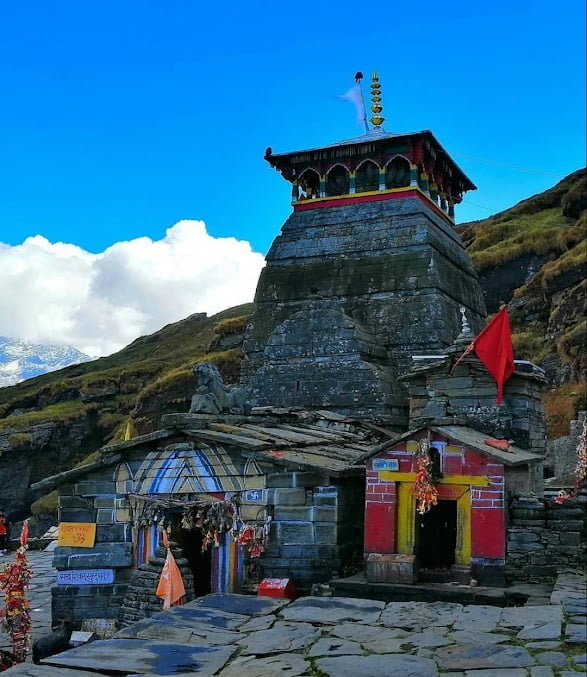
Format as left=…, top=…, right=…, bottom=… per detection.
left=0, top=523, right=32, bottom=665
left=414, top=437, right=439, bottom=515
left=555, top=420, right=587, bottom=504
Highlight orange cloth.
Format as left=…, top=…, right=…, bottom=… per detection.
left=20, top=520, right=29, bottom=547
left=156, top=548, right=185, bottom=609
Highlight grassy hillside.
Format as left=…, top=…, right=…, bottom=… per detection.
left=458, top=168, right=586, bottom=436
left=0, top=304, right=252, bottom=521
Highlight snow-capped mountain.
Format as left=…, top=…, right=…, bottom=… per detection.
left=0, top=336, right=91, bottom=387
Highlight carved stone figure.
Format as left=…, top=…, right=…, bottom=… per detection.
left=189, top=362, right=250, bottom=415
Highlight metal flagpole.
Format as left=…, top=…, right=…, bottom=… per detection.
left=355, top=72, right=369, bottom=134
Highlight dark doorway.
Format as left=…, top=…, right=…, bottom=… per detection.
left=171, top=518, right=212, bottom=597
left=416, top=500, right=457, bottom=569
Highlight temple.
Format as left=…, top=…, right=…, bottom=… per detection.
left=32, top=73, right=585, bottom=631
left=242, top=73, right=485, bottom=424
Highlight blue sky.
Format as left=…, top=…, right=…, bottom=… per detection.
left=1, top=0, right=585, bottom=256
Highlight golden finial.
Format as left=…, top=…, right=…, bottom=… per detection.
left=369, top=71, right=385, bottom=128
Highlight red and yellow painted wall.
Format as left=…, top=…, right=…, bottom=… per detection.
left=364, top=432, right=506, bottom=581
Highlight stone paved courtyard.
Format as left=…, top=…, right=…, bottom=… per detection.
left=1, top=551, right=585, bottom=676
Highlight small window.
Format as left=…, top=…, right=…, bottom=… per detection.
left=326, top=165, right=350, bottom=196
left=430, top=447, right=443, bottom=481
left=298, top=169, right=320, bottom=199
left=385, top=157, right=410, bottom=188
left=356, top=160, right=380, bottom=193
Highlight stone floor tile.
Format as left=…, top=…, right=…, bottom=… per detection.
left=316, top=654, right=439, bottom=677
left=217, top=653, right=310, bottom=677
left=238, top=614, right=276, bottom=632
left=525, top=641, right=561, bottom=649
left=565, top=622, right=587, bottom=644
left=530, top=668, right=555, bottom=677
left=517, top=621, right=561, bottom=641
left=434, top=643, right=535, bottom=671
left=450, top=631, right=510, bottom=645
left=279, top=596, right=384, bottom=625
left=380, top=601, right=462, bottom=629
left=40, top=639, right=236, bottom=676
left=187, top=592, right=291, bottom=616
left=463, top=670, right=528, bottom=677
left=1, top=666, right=106, bottom=677
left=535, top=651, right=569, bottom=667
left=500, top=606, right=562, bottom=629
left=398, top=631, right=454, bottom=649
left=308, top=637, right=363, bottom=657
left=237, top=621, right=320, bottom=655
left=328, top=623, right=407, bottom=643
left=452, top=606, right=502, bottom=632
left=568, top=614, right=587, bottom=624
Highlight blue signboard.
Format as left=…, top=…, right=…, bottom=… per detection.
left=57, top=569, right=115, bottom=586
left=373, top=458, right=399, bottom=471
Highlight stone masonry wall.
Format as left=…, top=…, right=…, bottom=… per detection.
left=242, top=195, right=487, bottom=422
left=260, top=471, right=364, bottom=592
left=549, top=411, right=587, bottom=479
left=506, top=489, right=587, bottom=582
left=52, top=468, right=132, bottom=626
left=407, top=357, right=547, bottom=460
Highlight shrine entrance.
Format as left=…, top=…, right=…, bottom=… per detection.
left=171, top=518, right=212, bottom=597
left=416, top=499, right=457, bottom=570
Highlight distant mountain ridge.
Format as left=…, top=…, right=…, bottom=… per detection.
left=0, top=336, right=91, bottom=387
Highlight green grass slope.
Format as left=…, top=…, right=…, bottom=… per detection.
left=458, top=168, right=586, bottom=436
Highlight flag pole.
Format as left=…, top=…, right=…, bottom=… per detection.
left=355, top=72, right=369, bottom=134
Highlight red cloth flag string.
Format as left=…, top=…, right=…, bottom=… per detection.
left=155, top=531, right=185, bottom=610
left=473, top=307, right=515, bottom=404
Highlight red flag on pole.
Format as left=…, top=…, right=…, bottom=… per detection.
left=473, top=307, right=515, bottom=404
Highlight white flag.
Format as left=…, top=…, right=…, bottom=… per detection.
left=339, top=83, right=366, bottom=127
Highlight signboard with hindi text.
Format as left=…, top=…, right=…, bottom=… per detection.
left=57, top=569, right=114, bottom=586
left=57, top=522, right=97, bottom=548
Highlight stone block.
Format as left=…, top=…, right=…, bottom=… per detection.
left=58, top=508, right=96, bottom=523
left=546, top=520, right=583, bottom=531
left=60, top=495, right=94, bottom=509
left=366, top=553, right=417, bottom=584
left=559, top=532, right=581, bottom=545
left=75, top=481, right=116, bottom=496
left=54, top=542, right=133, bottom=569
left=94, top=497, right=116, bottom=508
left=275, top=521, right=314, bottom=544
left=268, top=488, right=307, bottom=506
left=315, top=523, right=337, bottom=544
left=265, top=473, right=296, bottom=489
left=95, top=523, right=128, bottom=543
left=97, top=509, right=115, bottom=524
left=116, top=509, right=131, bottom=523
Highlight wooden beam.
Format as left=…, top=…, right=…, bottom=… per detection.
left=379, top=471, right=490, bottom=486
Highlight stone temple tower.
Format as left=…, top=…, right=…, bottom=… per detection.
left=241, top=74, right=486, bottom=426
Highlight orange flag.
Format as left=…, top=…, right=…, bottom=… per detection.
left=156, top=543, right=185, bottom=610
left=473, top=307, right=515, bottom=404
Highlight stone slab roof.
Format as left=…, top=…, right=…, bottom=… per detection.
left=359, top=424, right=542, bottom=467
left=29, top=412, right=392, bottom=495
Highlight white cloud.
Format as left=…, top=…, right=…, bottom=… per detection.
left=0, top=221, right=265, bottom=357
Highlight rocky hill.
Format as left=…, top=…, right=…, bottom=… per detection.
left=0, top=336, right=90, bottom=387
left=0, top=168, right=585, bottom=527
left=457, top=167, right=586, bottom=437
